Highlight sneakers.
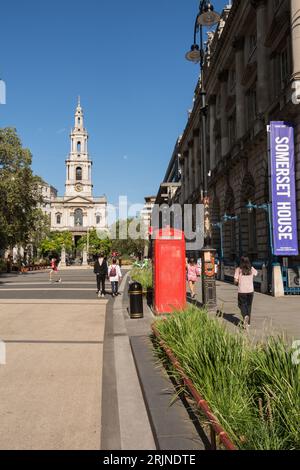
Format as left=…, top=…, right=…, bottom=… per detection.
left=98, top=291, right=101, bottom=298
left=243, top=316, right=250, bottom=329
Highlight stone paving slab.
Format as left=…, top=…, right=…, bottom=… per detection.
left=0, top=296, right=105, bottom=450
left=191, top=280, right=300, bottom=342
left=130, top=336, right=208, bottom=451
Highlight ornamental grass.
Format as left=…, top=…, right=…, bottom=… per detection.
left=130, top=266, right=153, bottom=290
left=153, top=306, right=300, bottom=450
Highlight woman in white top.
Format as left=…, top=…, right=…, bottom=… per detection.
left=108, top=258, right=122, bottom=297
left=234, top=257, right=258, bottom=328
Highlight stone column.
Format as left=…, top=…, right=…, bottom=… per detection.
left=208, top=96, right=216, bottom=170
left=82, top=248, right=88, bottom=267
left=60, top=245, right=66, bottom=267
left=219, top=70, right=229, bottom=157
left=233, top=37, right=246, bottom=139
left=188, top=141, right=194, bottom=195
left=291, top=0, right=300, bottom=82
left=184, top=150, right=189, bottom=202
left=193, top=129, right=200, bottom=190
left=252, top=0, right=269, bottom=114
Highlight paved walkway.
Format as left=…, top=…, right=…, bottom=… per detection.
left=0, top=268, right=155, bottom=450
left=0, top=270, right=107, bottom=450
left=189, top=279, right=300, bottom=343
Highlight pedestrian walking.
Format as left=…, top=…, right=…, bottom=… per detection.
left=94, top=252, right=108, bottom=298
left=187, top=258, right=199, bottom=299
left=234, top=257, right=258, bottom=329
left=108, top=258, right=122, bottom=297
left=49, top=257, right=61, bottom=283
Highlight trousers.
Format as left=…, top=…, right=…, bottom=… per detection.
left=96, top=274, right=106, bottom=294
left=111, top=281, right=119, bottom=295
left=238, top=293, right=254, bottom=322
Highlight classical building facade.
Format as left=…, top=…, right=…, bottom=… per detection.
left=50, top=99, right=107, bottom=244
left=157, top=0, right=300, bottom=292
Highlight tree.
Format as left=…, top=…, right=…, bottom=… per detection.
left=39, top=231, right=73, bottom=258
left=110, top=218, right=148, bottom=257
left=0, top=128, right=43, bottom=252
left=77, top=229, right=112, bottom=256
left=29, top=209, right=51, bottom=259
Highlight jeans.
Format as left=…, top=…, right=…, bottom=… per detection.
left=96, top=274, right=106, bottom=294
left=111, top=281, right=119, bottom=295
left=238, top=293, right=254, bottom=323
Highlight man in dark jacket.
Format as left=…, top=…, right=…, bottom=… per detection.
left=94, top=252, right=108, bottom=298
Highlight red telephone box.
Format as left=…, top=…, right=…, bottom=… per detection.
left=153, top=228, right=186, bottom=315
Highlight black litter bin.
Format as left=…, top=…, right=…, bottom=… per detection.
left=128, top=282, right=143, bottom=319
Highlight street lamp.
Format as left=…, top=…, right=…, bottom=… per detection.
left=212, top=214, right=239, bottom=260
left=185, top=0, right=221, bottom=309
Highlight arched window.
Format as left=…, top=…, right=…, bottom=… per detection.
left=76, top=167, right=82, bottom=181
left=74, top=209, right=83, bottom=227
left=96, top=214, right=101, bottom=225
left=56, top=213, right=62, bottom=225
left=78, top=117, right=81, bottom=126
left=77, top=141, right=81, bottom=153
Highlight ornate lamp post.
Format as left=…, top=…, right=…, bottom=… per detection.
left=213, top=214, right=239, bottom=261
left=185, top=0, right=221, bottom=309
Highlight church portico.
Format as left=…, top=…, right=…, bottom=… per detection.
left=50, top=99, right=108, bottom=241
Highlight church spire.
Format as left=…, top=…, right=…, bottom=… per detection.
left=75, top=96, right=84, bottom=130
left=65, top=98, right=93, bottom=198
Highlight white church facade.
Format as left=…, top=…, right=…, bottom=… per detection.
left=50, top=99, right=108, bottom=243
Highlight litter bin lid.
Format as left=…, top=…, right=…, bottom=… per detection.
left=129, top=282, right=142, bottom=292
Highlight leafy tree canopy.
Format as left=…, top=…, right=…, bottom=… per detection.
left=77, top=229, right=112, bottom=256
left=110, top=218, right=148, bottom=257
left=0, top=128, right=43, bottom=251
left=39, top=231, right=73, bottom=257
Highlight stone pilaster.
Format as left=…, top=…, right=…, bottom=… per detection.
left=233, top=36, right=246, bottom=139
left=184, top=150, right=189, bottom=202
left=291, top=0, right=300, bottom=82
left=188, top=141, right=194, bottom=196
left=218, top=70, right=229, bottom=157
left=208, top=96, right=216, bottom=169
left=193, top=128, right=201, bottom=190
left=251, top=0, right=269, bottom=114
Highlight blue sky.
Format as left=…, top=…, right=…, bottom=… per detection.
left=0, top=0, right=226, bottom=208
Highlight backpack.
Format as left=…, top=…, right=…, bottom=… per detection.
left=110, top=265, right=117, bottom=277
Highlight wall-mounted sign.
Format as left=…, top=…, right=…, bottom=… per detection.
left=270, top=121, right=299, bottom=257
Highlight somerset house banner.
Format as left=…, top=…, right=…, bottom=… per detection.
left=270, top=121, right=299, bottom=257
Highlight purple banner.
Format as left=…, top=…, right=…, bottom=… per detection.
left=270, top=121, right=299, bottom=256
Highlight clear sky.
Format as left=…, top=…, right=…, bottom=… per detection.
left=0, top=0, right=226, bottom=208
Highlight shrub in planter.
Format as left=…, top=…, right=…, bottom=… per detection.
left=154, top=306, right=300, bottom=450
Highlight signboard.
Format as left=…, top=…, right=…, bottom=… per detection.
left=270, top=121, right=299, bottom=257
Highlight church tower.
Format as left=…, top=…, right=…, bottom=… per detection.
left=65, top=97, right=93, bottom=197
